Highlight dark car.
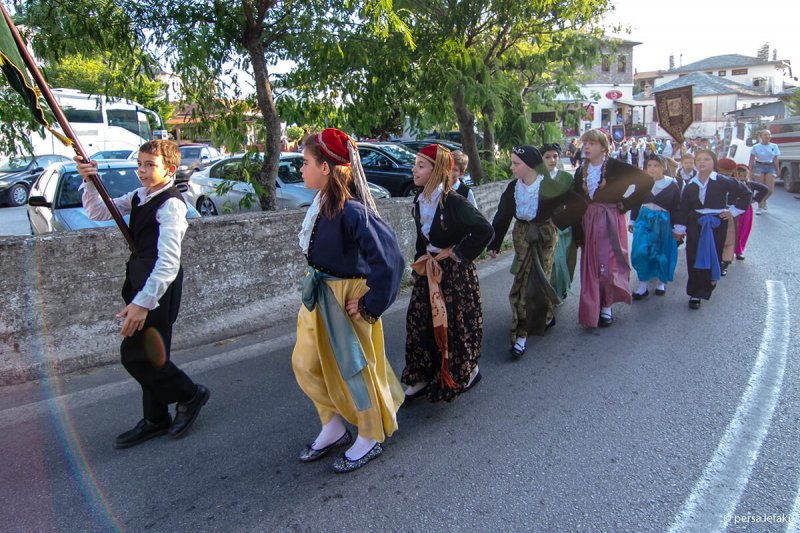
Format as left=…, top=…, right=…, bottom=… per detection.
left=357, top=142, right=421, bottom=197
left=176, top=144, right=223, bottom=182
left=399, top=140, right=464, bottom=153
left=27, top=160, right=199, bottom=234
left=0, top=154, right=72, bottom=207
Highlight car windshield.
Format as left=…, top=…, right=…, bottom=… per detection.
left=279, top=157, right=304, bottom=184
left=180, top=147, right=201, bottom=159
left=0, top=157, right=31, bottom=172
left=57, top=167, right=142, bottom=209
left=375, top=144, right=417, bottom=166
left=90, top=150, right=132, bottom=160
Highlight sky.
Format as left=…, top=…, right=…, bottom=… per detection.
left=604, top=0, right=800, bottom=76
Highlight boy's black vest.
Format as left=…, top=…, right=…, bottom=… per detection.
left=454, top=180, right=471, bottom=199
left=122, top=187, right=184, bottom=305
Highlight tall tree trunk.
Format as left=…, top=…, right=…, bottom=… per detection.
left=481, top=103, right=496, bottom=166
left=243, top=6, right=280, bottom=210
left=452, top=84, right=486, bottom=184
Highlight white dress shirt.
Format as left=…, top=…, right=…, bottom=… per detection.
left=514, top=175, right=543, bottom=221
left=419, top=184, right=444, bottom=253
left=586, top=162, right=603, bottom=200
left=453, top=178, right=478, bottom=208
left=81, top=180, right=188, bottom=310
left=299, top=192, right=322, bottom=254
left=672, top=172, right=744, bottom=234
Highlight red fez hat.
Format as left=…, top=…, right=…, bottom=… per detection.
left=717, top=158, right=737, bottom=172
left=418, top=144, right=454, bottom=170
left=316, top=128, right=352, bottom=166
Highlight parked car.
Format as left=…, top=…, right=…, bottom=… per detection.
left=88, top=150, right=134, bottom=161
left=27, top=160, right=199, bottom=235
left=0, top=154, right=72, bottom=207
left=398, top=140, right=463, bottom=153
left=185, top=153, right=391, bottom=216
left=356, top=142, right=420, bottom=197
left=176, top=144, right=223, bottom=182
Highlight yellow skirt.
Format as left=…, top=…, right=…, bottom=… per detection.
left=291, top=277, right=404, bottom=442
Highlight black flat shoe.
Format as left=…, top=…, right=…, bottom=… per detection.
left=598, top=313, right=613, bottom=327
left=404, top=383, right=429, bottom=400
left=465, top=369, right=482, bottom=391
left=332, top=443, right=383, bottom=473
left=655, top=288, right=666, bottom=296
left=299, top=430, right=353, bottom=463
left=168, top=384, right=210, bottom=439
left=114, top=417, right=171, bottom=449
left=632, top=289, right=649, bottom=301
left=546, top=316, right=556, bottom=329
left=736, top=254, right=745, bottom=261
left=689, top=298, right=701, bottom=310
left=511, top=342, right=526, bottom=358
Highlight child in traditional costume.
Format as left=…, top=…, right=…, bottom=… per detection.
left=292, top=128, right=405, bottom=473
left=629, top=155, right=680, bottom=299
left=716, top=157, right=742, bottom=276
left=573, top=129, right=652, bottom=327
left=403, top=144, right=494, bottom=402
left=487, top=145, right=585, bottom=357
left=733, top=164, right=768, bottom=261
left=675, top=151, right=697, bottom=191
left=451, top=150, right=478, bottom=208
left=540, top=143, right=579, bottom=300
left=76, top=141, right=210, bottom=449
left=672, top=150, right=752, bottom=309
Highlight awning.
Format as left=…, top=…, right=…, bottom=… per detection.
left=614, top=98, right=653, bottom=107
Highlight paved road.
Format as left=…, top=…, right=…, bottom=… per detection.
left=2, top=188, right=799, bottom=532
left=0, top=205, right=31, bottom=236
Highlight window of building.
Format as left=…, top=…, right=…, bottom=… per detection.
left=693, top=103, right=702, bottom=122
left=718, top=70, right=726, bottom=76
left=601, top=55, right=610, bottom=72
left=618, top=54, right=626, bottom=73
left=732, top=68, right=748, bottom=75
left=705, top=71, right=713, bottom=75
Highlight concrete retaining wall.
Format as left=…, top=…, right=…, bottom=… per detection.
left=0, top=182, right=507, bottom=385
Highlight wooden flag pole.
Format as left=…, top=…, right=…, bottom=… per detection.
left=1, top=4, right=136, bottom=251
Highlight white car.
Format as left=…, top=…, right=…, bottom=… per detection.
left=185, top=153, right=390, bottom=216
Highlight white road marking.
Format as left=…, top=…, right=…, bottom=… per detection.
left=668, top=280, right=790, bottom=533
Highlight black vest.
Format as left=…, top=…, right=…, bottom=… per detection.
left=454, top=181, right=471, bottom=199
left=123, top=187, right=184, bottom=302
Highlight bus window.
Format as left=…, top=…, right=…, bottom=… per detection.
left=138, top=111, right=153, bottom=141
left=63, top=108, right=103, bottom=123
left=107, top=109, right=140, bottom=137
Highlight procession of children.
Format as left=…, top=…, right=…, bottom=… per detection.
left=77, top=126, right=768, bottom=473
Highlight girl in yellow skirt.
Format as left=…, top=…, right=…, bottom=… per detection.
left=292, top=128, right=405, bottom=473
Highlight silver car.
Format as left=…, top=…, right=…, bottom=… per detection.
left=184, top=153, right=390, bottom=216
left=27, top=160, right=200, bottom=235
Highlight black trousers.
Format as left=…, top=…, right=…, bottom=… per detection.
left=121, top=269, right=196, bottom=423
left=685, top=216, right=728, bottom=300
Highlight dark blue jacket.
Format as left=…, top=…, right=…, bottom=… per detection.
left=306, top=200, right=405, bottom=318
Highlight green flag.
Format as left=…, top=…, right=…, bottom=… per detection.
left=0, top=13, right=71, bottom=146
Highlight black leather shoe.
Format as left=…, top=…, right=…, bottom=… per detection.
left=114, top=417, right=171, bottom=449
left=655, top=288, right=666, bottom=296
left=168, top=385, right=210, bottom=439
left=546, top=316, right=556, bottom=329
left=632, top=289, right=649, bottom=301
left=736, top=254, right=745, bottom=261
left=299, top=430, right=353, bottom=463
left=689, top=298, right=701, bottom=310
left=598, top=313, right=613, bottom=327
left=332, top=443, right=383, bottom=473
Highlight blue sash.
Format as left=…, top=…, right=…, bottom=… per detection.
left=302, top=268, right=371, bottom=410
left=694, top=214, right=722, bottom=281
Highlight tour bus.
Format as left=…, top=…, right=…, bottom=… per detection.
left=26, top=89, right=163, bottom=157
left=768, top=116, right=800, bottom=192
